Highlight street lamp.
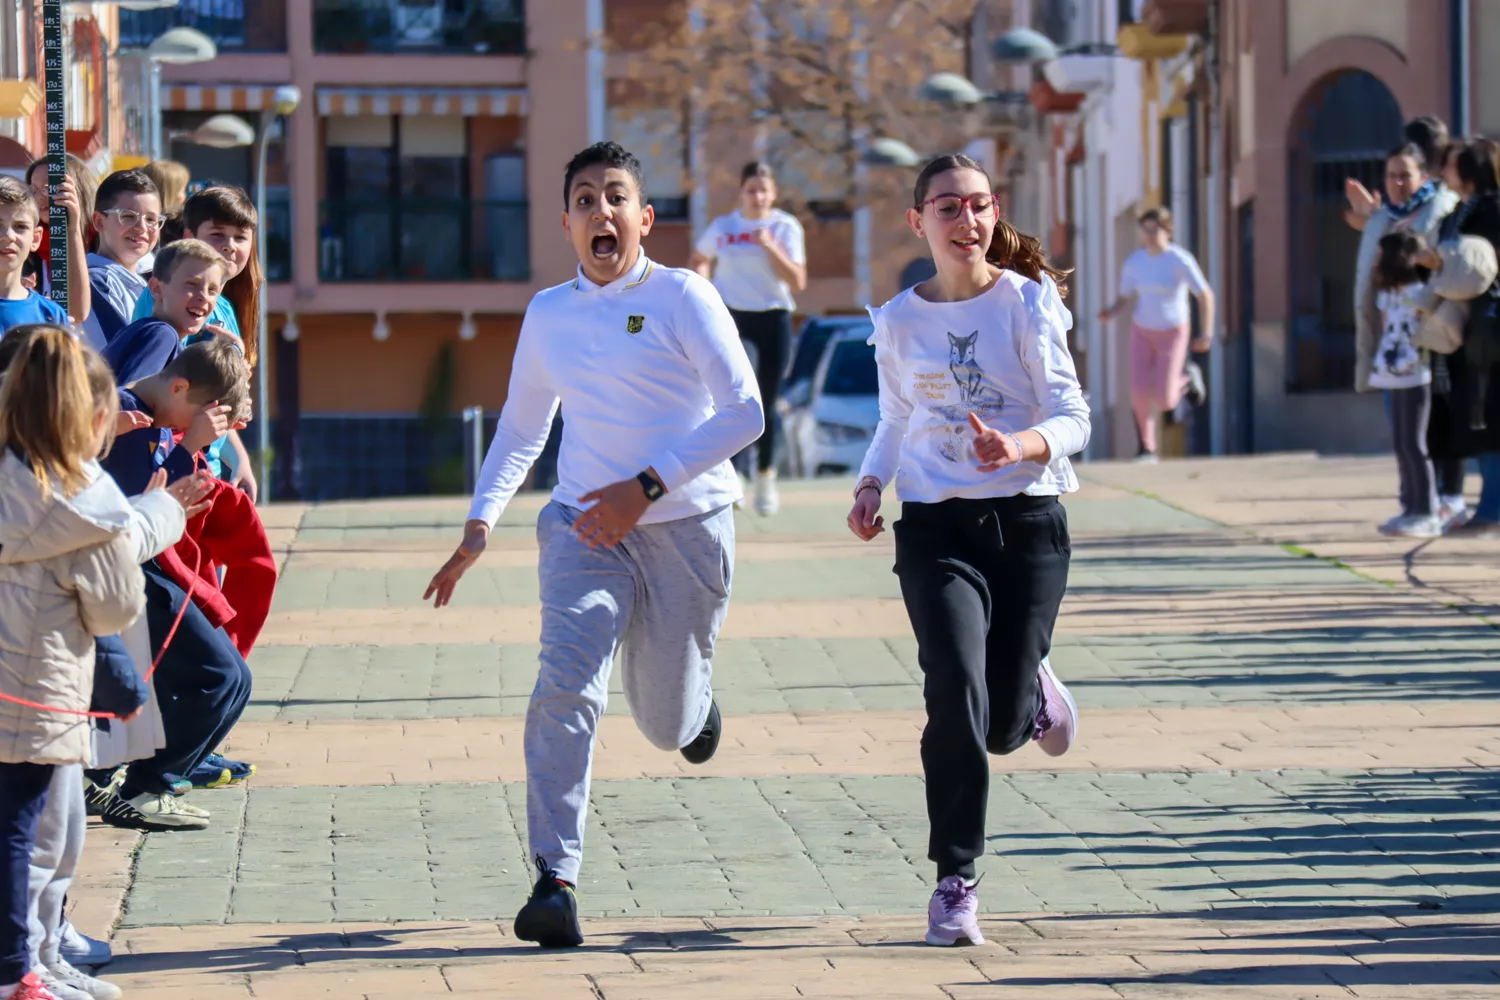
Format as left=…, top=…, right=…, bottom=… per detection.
left=253, top=85, right=302, bottom=503
left=919, top=72, right=1029, bottom=108
left=121, top=26, right=218, bottom=161
left=991, top=28, right=1119, bottom=63
left=862, top=137, right=924, bottom=169
left=179, top=114, right=256, bottom=149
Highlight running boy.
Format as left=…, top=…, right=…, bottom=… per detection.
left=86, top=170, right=163, bottom=343
left=425, top=142, right=763, bottom=949
left=96, top=338, right=253, bottom=830
left=0, top=178, right=68, bottom=334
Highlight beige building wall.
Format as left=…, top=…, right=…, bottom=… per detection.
left=1284, top=0, right=1409, bottom=66
left=1472, top=0, right=1500, bottom=135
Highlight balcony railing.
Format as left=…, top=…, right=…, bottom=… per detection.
left=117, top=0, right=287, bottom=52
left=313, top=0, right=526, bottom=55
left=318, top=199, right=529, bottom=282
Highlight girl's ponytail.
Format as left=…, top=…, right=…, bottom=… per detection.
left=0, top=326, right=104, bottom=496
left=986, top=217, right=1071, bottom=297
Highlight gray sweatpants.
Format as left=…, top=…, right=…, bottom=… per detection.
left=28, top=764, right=84, bottom=968
left=528, top=502, right=734, bottom=884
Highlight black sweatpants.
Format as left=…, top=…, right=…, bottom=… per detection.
left=118, top=566, right=253, bottom=799
left=894, top=495, right=1071, bottom=881
left=0, top=761, right=52, bottom=985
left=728, top=308, right=792, bottom=474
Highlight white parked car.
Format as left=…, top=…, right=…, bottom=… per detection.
left=784, top=320, right=880, bottom=478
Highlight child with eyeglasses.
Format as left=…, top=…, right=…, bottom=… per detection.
left=84, top=170, right=165, bottom=348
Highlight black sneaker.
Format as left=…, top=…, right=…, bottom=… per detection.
left=1184, top=360, right=1207, bottom=407
left=513, top=856, right=583, bottom=948
left=680, top=699, right=722, bottom=764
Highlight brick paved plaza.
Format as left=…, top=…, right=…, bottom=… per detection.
left=69, top=456, right=1500, bottom=998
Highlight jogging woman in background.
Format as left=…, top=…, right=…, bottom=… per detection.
left=690, top=162, right=806, bottom=515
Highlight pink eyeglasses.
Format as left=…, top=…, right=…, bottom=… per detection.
left=922, top=194, right=998, bottom=220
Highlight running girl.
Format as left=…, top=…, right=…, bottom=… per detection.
left=690, top=162, right=806, bottom=514
left=846, top=153, right=1088, bottom=947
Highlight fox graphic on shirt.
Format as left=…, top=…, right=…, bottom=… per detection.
left=934, top=331, right=1003, bottom=463
left=949, top=331, right=983, bottom=405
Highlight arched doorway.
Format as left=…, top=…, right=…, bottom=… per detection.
left=1286, top=70, right=1402, bottom=392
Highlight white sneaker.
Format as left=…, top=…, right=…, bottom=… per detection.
left=1381, top=514, right=1443, bottom=538
left=1438, top=495, right=1468, bottom=526
left=926, top=876, right=984, bottom=947
left=43, top=962, right=119, bottom=1000
left=754, top=471, right=779, bottom=516
left=34, top=968, right=88, bottom=1000
left=100, top=790, right=209, bottom=830
left=1132, top=451, right=1159, bottom=465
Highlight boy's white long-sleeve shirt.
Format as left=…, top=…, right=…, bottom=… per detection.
left=469, top=253, right=765, bottom=527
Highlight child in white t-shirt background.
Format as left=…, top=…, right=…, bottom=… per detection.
left=1371, top=230, right=1441, bottom=537
left=1097, top=207, right=1215, bottom=462
left=690, top=162, right=807, bottom=515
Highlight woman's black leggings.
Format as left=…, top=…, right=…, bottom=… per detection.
left=728, top=308, right=792, bottom=474
left=894, top=495, right=1072, bottom=881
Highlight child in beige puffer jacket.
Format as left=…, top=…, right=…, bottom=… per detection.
left=0, top=329, right=149, bottom=1000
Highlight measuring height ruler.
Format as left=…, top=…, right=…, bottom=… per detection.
left=41, top=0, right=68, bottom=308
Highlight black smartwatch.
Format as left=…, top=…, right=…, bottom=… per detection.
left=636, top=470, right=665, bottom=502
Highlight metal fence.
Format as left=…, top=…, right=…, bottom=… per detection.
left=266, top=412, right=563, bottom=501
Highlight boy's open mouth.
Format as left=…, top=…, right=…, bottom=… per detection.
left=591, top=233, right=618, bottom=259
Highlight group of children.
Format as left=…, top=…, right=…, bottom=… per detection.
left=0, top=162, right=277, bottom=999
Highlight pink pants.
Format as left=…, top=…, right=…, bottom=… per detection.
left=1130, top=323, right=1191, bottom=454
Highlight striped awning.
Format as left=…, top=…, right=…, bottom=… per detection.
left=317, top=87, right=527, bottom=117
left=163, top=84, right=288, bottom=113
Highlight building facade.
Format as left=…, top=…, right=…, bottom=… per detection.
left=1030, top=0, right=1500, bottom=458
left=0, top=1, right=128, bottom=181
left=99, top=0, right=976, bottom=497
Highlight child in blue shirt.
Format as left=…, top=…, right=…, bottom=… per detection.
left=0, top=177, right=69, bottom=335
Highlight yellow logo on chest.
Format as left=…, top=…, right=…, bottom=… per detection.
left=626, top=315, right=645, bottom=334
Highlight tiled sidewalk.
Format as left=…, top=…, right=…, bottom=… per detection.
left=67, top=459, right=1500, bottom=998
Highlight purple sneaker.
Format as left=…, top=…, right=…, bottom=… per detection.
left=926, top=875, right=984, bottom=946
left=1033, top=657, right=1077, bottom=757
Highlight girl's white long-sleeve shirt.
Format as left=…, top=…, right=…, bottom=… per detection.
left=858, top=270, right=1090, bottom=503
left=469, top=253, right=765, bottom=527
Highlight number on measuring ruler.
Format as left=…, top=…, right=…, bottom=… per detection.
left=41, top=0, right=68, bottom=308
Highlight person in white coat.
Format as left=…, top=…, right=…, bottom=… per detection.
left=0, top=329, right=151, bottom=1000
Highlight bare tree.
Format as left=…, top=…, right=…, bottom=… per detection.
left=616, top=0, right=980, bottom=209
